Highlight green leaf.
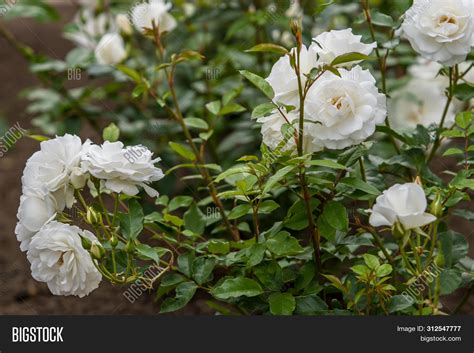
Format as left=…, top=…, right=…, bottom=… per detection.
left=192, top=257, right=216, bottom=285
left=116, top=65, right=141, bottom=83
left=295, top=295, right=328, bottom=315
left=363, top=254, right=380, bottom=270
left=322, top=201, right=348, bottom=232
left=455, top=111, right=473, bottom=129
left=183, top=204, right=206, bottom=235
left=439, top=269, right=462, bottom=295
left=26, top=134, right=49, bottom=142
left=322, top=274, right=346, bottom=293
left=388, top=295, right=414, bottom=313
left=251, top=102, right=276, bottom=119
left=454, top=83, right=474, bottom=101
left=371, top=11, right=395, bottom=27
left=168, top=196, right=194, bottom=212
left=441, top=129, right=465, bottom=138
left=443, top=148, right=464, bottom=157
left=295, top=262, right=316, bottom=291
left=4, top=1, right=59, bottom=22
left=438, top=231, right=468, bottom=267
left=163, top=213, right=183, bottom=227
left=351, top=265, right=370, bottom=276
left=228, top=204, right=252, bottom=220
left=245, top=243, right=266, bottom=267
left=160, top=281, right=198, bottom=313
left=266, top=231, right=303, bottom=256
left=135, top=244, right=160, bottom=264
left=340, top=177, right=380, bottom=195
left=211, top=277, right=263, bottom=299
left=220, top=103, right=246, bottom=116
left=268, top=292, right=296, bottom=315
left=102, top=123, right=120, bottom=142
left=246, top=43, right=289, bottom=55
left=254, top=261, right=283, bottom=291
left=177, top=253, right=195, bottom=277
left=330, top=52, right=371, bottom=66
left=205, top=100, right=221, bottom=115
left=184, top=117, right=209, bottom=130
left=120, top=200, right=144, bottom=239
left=258, top=200, right=280, bottom=214
left=376, top=264, right=392, bottom=277
left=169, top=142, right=196, bottom=161
left=208, top=239, right=230, bottom=255
left=263, top=165, right=296, bottom=194
left=239, top=70, right=274, bottom=99
left=309, top=159, right=346, bottom=170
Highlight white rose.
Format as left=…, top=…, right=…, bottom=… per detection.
left=257, top=109, right=315, bottom=153
left=27, top=221, right=102, bottom=297
left=116, top=14, right=133, bottom=35
left=81, top=141, right=164, bottom=197
left=388, top=78, right=458, bottom=131
left=305, top=66, right=387, bottom=150
left=65, top=10, right=109, bottom=50
left=266, top=45, right=316, bottom=107
left=22, top=135, right=90, bottom=208
left=95, top=33, right=127, bottom=65
left=401, top=0, right=474, bottom=66
left=369, top=183, right=436, bottom=230
left=408, top=58, right=444, bottom=81
left=131, top=0, right=177, bottom=34
left=15, top=190, right=59, bottom=251
left=311, top=28, right=377, bottom=67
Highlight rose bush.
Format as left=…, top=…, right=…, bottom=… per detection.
left=1, top=0, right=473, bottom=315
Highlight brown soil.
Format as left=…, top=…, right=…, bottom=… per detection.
left=0, top=4, right=472, bottom=315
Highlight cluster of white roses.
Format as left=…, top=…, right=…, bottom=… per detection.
left=15, top=135, right=163, bottom=297
left=67, top=0, right=176, bottom=66
left=261, top=28, right=386, bottom=152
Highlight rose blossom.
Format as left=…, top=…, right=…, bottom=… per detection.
left=21, top=134, right=91, bottom=209
left=65, top=9, right=110, bottom=50
left=266, top=45, right=316, bottom=107
left=27, top=221, right=102, bottom=297
left=311, top=28, right=377, bottom=67
left=95, top=33, right=127, bottom=65
left=401, top=0, right=474, bottom=66
left=81, top=141, right=164, bottom=197
left=305, top=66, right=387, bottom=150
left=131, top=0, right=177, bottom=34
left=388, top=78, right=457, bottom=131
left=15, top=191, right=59, bottom=251
left=369, top=183, right=436, bottom=230
left=257, top=109, right=315, bottom=153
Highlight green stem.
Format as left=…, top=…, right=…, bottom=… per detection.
left=152, top=28, right=238, bottom=241
left=361, top=0, right=400, bottom=156
left=428, top=67, right=456, bottom=162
